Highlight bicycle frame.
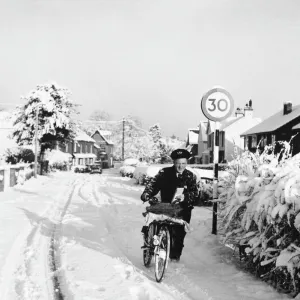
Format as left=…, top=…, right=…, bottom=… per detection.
left=142, top=218, right=185, bottom=282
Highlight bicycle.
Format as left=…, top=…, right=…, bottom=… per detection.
left=141, top=204, right=187, bottom=282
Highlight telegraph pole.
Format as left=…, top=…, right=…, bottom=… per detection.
left=122, top=117, right=125, bottom=161
left=34, top=106, right=39, bottom=178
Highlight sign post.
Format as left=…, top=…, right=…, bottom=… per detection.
left=201, top=87, right=234, bottom=235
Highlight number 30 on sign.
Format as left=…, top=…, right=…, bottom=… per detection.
left=201, top=87, right=234, bottom=122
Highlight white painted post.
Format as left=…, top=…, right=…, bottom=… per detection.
left=212, top=121, right=220, bottom=235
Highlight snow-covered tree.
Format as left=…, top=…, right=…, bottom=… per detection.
left=149, top=123, right=162, bottom=143
left=89, top=110, right=111, bottom=122
left=110, top=117, right=148, bottom=160
left=148, top=123, right=162, bottom=162
left=12, top=82, right=78, bottom=154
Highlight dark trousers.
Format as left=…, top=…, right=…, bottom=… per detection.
left=170, top=208, right=192, bottom=258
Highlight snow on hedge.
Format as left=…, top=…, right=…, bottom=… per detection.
left=218, top=142, right=300, bottom=296
left=44, top=149, right=71, bottom=168
left=120, top=165, right=136, bottom=177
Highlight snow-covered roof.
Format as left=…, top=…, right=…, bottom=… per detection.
left=219, top=117, right=243, bottom=131
left=241, top=104, right=300, bottom=136
left=92, top=130, right=114, bottom=145
left=101, top=135, right=114, bottom=145
left=292, top=123, right=300, bottom=130
left=75, top=129, right=96, bottom=143
left=207, top=116, right=261, bottom=139
left=94, top=143, right=100, bottom=149
left=99, top=130, right=111, bottom=136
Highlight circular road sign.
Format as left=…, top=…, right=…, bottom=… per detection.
left=201, top=87, right=234, bottom=122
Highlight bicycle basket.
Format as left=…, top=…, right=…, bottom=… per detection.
left=145, top=203, right=184, bottom=218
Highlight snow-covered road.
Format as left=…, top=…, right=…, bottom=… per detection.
left=0, top=169, right=298, bottom=300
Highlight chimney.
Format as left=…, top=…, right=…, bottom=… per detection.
left=283, top=102, right=292, bottom=115
left=235, top=107, right=244, bottom=117
left=244, top=99, right=253, bottom=118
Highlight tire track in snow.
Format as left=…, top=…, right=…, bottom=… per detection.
left=49, top=179, right=80, bottom=300
left=0, top=178, right=79, bottom=300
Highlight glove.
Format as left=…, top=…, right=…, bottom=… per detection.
left=149, top=197, right=159, bottom=205
left=141, top=193, right=150, bottom=202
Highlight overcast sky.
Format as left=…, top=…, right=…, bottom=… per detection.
left=1, top=0, right=300, bottom=138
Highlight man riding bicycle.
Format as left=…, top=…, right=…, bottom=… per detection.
left=141, top=148, right=198, bottom=261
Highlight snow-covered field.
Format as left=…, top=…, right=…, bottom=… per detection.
left=0, top=169, right=297, bottom=299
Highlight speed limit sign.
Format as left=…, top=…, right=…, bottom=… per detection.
left=201, top=87, right=234, bottom=122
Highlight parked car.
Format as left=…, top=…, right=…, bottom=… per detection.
left=89, top=164, right=102, bottom=174
left=74, top=165, right=90, bottom=173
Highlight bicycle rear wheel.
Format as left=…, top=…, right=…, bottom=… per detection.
left=155, top=225, right=170, bottom=282
left=143, top=223, right=155, bottom=267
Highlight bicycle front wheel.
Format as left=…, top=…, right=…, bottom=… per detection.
left=154, top=225, right=170, bottom=282
left=143, top=223, right=155, bottom=267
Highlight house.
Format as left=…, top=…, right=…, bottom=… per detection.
left=186, top=122, right=209, bottom=164
left=241, top=102, right=300, bottom=155
left=58, top=129, right=97, bottom=166
left=186, top=127, right=199, bottom=164
left=91, top=130, right=114, bottom=168
left=207, top=100, right=261, bottom=162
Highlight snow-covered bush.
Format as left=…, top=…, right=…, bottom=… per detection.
left=4, top=147, right=35, bottom=164
left=218, top=142, right=300, bottom=297
left=45, top=149, right=71, bottom=171
left=119, top=159, right=147, bottom=178
left=120, top=165, right=135, bottom=178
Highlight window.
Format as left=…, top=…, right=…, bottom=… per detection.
left=271, top=134, right=276, bottom=144
left=260, top=135, right=267, bottom=147
left=251, top=135, right=257, bottom=148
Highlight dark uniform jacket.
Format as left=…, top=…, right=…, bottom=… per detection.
left=141, top=166, right=198, bottom=209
